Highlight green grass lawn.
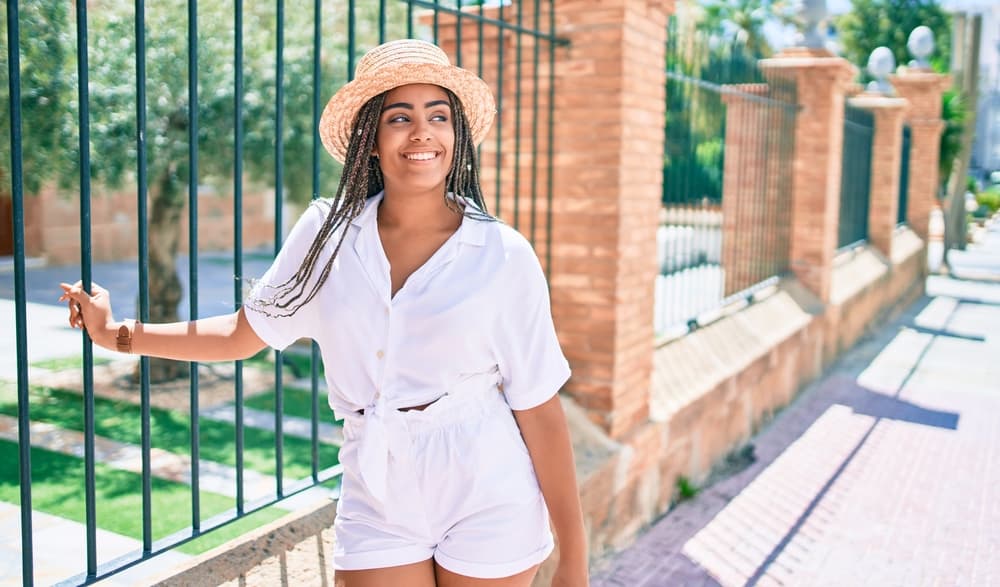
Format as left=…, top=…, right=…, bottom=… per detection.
left=245, top=386, right=326, bottom=421
left=30, top=356, right=112, bottom=371
left=246, top=348, right=325, bottom=379
left=0, top=440, right=289, bottom=554
left=0, top=383, right=339, bottom=480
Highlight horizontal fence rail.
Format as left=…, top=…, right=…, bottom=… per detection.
left=2, top=1, right=562, bottom=585
left=658, top=18, right=798, bottom=337
left=838, top=103, right=874, bottom=250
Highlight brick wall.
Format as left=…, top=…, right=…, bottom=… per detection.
left=23, top=184, right=275, bottom=266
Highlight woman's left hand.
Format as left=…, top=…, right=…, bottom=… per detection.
left=58, top=280, right=117, bottom=349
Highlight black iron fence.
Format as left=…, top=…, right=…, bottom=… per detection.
left=898, top=124, right=912, bottom=226
left=658, top=19, right=797, bottom=336
left=3, top=1, right=560, bottom=585
left=838, top=104, right=874, bottom=250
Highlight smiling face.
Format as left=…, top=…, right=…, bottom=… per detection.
left=373, top=83, right=456, bottom=196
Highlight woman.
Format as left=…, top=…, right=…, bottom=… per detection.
left=60, top=39, right=588, bottom=586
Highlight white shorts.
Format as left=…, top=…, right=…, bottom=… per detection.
left=332, top=383, right=554, bottom=578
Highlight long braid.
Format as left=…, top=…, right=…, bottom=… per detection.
left=445, top=89, right=492, bottom=221
left=247, top=94, right=385, bottom=317
left=248, top=87, right=494, bottom=318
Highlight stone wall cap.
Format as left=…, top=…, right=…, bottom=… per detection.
left=889, top=71, right=951, bottom=88
left=760, top=54, right=857, bottom=81
left=848, top=94, right=909, bottom=110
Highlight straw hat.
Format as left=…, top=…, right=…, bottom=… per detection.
left=319, top=39, right=496, bottom=164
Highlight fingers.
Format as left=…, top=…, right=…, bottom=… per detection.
left=59, top=281, right=106, bottom=303
left=59, top=282, right=86, bottom=301
left=58, top=280, right=104, bottom=331
left=65, top=298, right=84, bottom=329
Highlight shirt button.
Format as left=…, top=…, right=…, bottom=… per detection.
left=374, top=391, right=381, bottom=400
left=376, top=350, right=384, bottom=359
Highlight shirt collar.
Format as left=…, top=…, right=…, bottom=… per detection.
left=350, top=190, right=488, bottom=247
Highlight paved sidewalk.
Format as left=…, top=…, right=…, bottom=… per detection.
left=592, top=225, right=1000, bottom=586
left=0, top=503, right=190, bottom=587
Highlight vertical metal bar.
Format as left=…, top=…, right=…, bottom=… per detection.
left=454, top=0, right=462, bottom=68
left=528, top=0, right=540, bottom=245
left=722, top=76, right=754, bottom=295
left=778, top=82, right=795, bottom=272
left=476, top=0, right=483, bottom=78
left=760, top=84, right=777, bottom=281
left=7, top=2, right=34, bottom=584
left=311, top=0, right=322, bottom=482
left=407, top=0, right=413, bottom=39
left=899, top=126, right=910, bottom=225
left=274, top=0, right=285, bottom=497
left=378, top=0, right=386, bottom=44
left=682, top=73, right=696, bottom=315
left=311, top=0, right=322, bottom=204
left=545, top=0, right=555, bottom=275
left=839, top=111, right=847, bottom=247
left=233, top=0, right=246, bottom=515
left=432, top=0, right=439, bottom=46
left=765, top=77, right=779, bottom=283
left=512, top=1, right=523, bottom=230
left=348, top=0, right=356, bottom=81
left=187, top=0, right=201, bottom=532
left=74, top=0, right=98, bottom=576
left=848, top=109, right=855, bottom=247
left=749, top=72, right=766, bottom=289
left=493, top=1, right=504, bottom=215
left=756, top=81, right=769, bottom=281
left=134, top=0, right=153, bottom=553
left=735, top=77, right=753, bottom=294
left=662, top=57, right=672, bottom=321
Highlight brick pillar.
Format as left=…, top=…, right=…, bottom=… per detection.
left=889, top=71, right=950, bottom=240
left=546, top=0, right=673, bottom=438
left=759, top=52, right=856, bottom=303
left=848, top=94, right=908, bottom=257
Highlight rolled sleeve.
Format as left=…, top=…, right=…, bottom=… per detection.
left=493, top=236, right=571, bottom=411
left=244, top=200, right=332, bottom=351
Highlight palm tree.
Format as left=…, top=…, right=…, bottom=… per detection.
left=697, top=0, right=797, bottom=58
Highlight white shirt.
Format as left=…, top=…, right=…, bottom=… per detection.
left=244, top=191, right=571, bottom=422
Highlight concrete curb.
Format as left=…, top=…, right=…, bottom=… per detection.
left=149, top=499, right=338, bottom=587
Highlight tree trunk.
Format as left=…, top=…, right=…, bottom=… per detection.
left=0, top=166, right=12, bottom=255
left=942, top=14, right=981, bottom=271
left=137, top=167, right=190, bottom=383
left=0, top=193, right=13, bottom=256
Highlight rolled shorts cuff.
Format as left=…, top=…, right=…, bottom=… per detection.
left=434, top=533, right=555, bottom=579
left=333, top=543, right=433, bottom=572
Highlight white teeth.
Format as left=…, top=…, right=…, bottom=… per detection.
left=405, top=152, right=437, bottom=161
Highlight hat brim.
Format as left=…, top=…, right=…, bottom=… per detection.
left=319, top=63, right=496, bottom=164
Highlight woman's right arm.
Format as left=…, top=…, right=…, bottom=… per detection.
left=59, top=281, right=267, bottom=362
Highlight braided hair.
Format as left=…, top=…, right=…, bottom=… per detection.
left=248, top=87, right=493, bottom=318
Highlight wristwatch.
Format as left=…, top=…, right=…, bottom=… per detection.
left=116, top=320, right=135, bottom=354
